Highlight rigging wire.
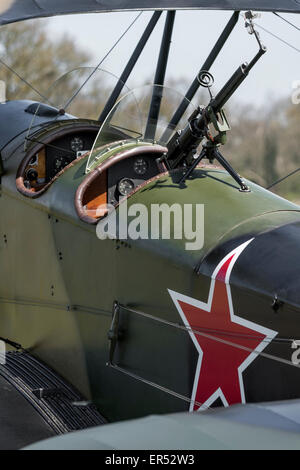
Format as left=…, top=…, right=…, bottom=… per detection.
left=245, top=15, right=300, bottom=191
left=62, top=11, right=143, bottom=112
left=0, top=295, right=297, bottom=361
left=109, top=364, right=213, bottom=412
left=0, top=11, right=143, bottom=112
left=273, top=12, right=300, bottom=33
left=0, top=294, right=299, bottom=410
left=254, top=21, right=300, bottom=54
left=107, top=304, right=300, bottom=409
left=267, top=167, right=300, bottom=190
left=0, top=57, right=53, bottom=104
left=0, top=11, right=299, bottom=119
left=121, top=305, right=300, bottom=370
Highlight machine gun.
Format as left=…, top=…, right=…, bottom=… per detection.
left=164, top=11, right=266, bottom=191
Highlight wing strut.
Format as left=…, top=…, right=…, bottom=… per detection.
left=161, top=11, right=240, bottom=142
left=98, top=11, right=162, bottom=124
left=145, top=10, right=176, bottom=140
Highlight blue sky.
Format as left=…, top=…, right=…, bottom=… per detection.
left=44, top=9, right=300, bottom=109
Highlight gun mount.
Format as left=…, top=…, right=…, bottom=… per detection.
left=164, top=11, right=267, bottom=191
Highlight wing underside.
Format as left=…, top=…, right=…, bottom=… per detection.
left=0, top=0, right=300, bottom=26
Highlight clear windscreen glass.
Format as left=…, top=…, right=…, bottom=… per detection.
left=86, top=84, right=195, bottom=173
left=25, top=67, right=130, bottom=148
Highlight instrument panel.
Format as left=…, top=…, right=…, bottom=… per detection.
left=107, top=155, right=159, bottom=204
left=80, top=150, right=162, bottom=221
left=21, top=126, right=163, bottom=220
left=24, top=131, right=97, bottom=189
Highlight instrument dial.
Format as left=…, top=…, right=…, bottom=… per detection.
left=26, top=168, right=38, bottom=181
left=53, top=156, right=70, bottom=173
left=70, top=136, right=84, bottom=153
left=133, top=158, right=148, bottom=175
left=117, top=178, right=135, bottom=197
left=29, top=155, right=38, bottom=166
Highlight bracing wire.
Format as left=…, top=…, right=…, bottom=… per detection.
left=62, top=11, right=143, bottom=112
left=0, top=294, right=299, bottom=410
left=121, top=305, right=300, bottom=370
left=254, top=21, right=300, bottom=54
left=0, top=57, right=53, bottom=104
left=267, top=167, right=300, bottom=190
left=273, top=12, right=300, bottom=33
left=0, top=11, right=143, bottom=111
left=107, top=304, right=300, bottom=410
left=247, top=14, right=300, bottom=191
left=108, top=364, right=213, bottom=412
left=1, top=10, right=300, bottom=114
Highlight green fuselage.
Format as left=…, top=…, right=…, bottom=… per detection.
left=1, top=114, right=300, bottom=422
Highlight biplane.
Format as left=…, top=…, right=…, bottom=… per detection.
left=0, top=0, right=299, bottom=450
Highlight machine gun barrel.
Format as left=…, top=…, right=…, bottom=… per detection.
left=166, top=45, right=266, bottom=169
left=209, top=63, right=248, bottom=112
left=208, top=46, right=266, bottom=114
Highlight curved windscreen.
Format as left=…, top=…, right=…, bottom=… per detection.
left=25, top=67, right=129, bottom=148
left=86, top=84, right=195, bottom=173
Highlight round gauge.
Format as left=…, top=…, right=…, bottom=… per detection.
left=26, top=168, right=38, bottom=182
left=117, top=178, right=135, bottom=197
left=70, top=136, right=84, bottom=153
left=133, top=158, right=148, bottom=175
left=53, top=156, right=70, bottom=172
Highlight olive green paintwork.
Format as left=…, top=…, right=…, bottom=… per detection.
left=1, top=135, right=300, bottom=422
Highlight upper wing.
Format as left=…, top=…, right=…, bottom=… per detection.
left=1, top=0, right=300, bottom=26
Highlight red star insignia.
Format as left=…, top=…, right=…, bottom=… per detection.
left=169, top=239, right=277, bottom=411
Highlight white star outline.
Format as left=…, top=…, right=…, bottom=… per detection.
left=168, top=239, right=278, bottom=411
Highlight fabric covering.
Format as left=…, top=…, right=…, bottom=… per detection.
left=0, top=0, right=300, bottom=26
